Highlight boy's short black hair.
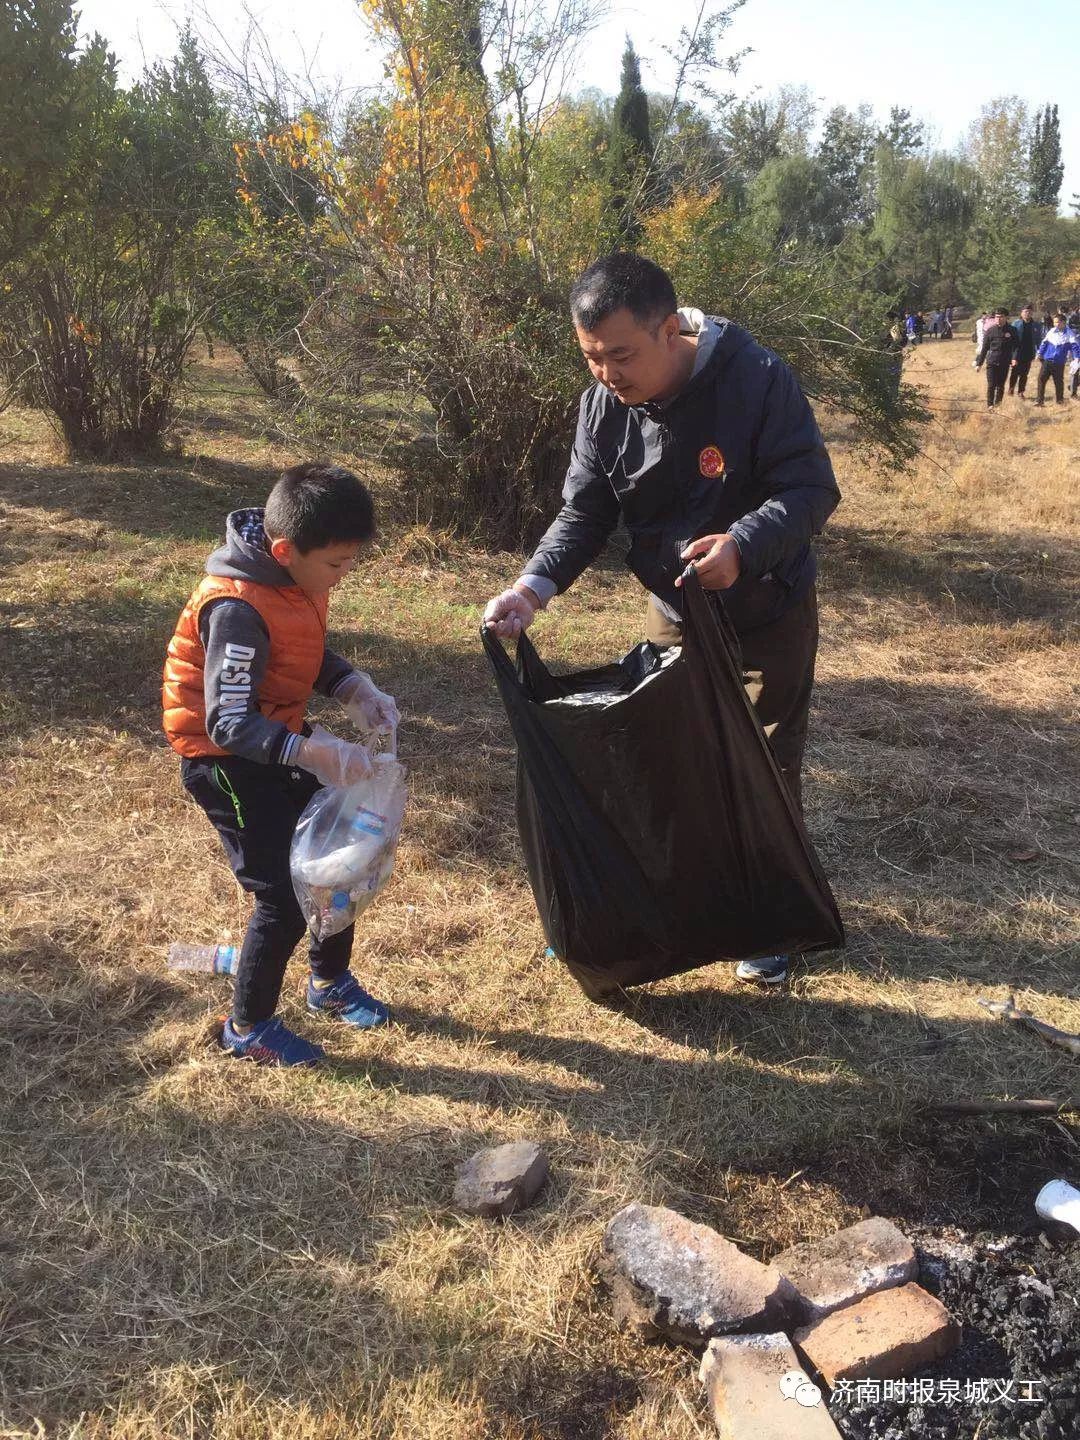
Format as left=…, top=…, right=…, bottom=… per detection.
left=995, top=306, right=1010, bottom=316
left=570, top=253, right=678, bottom=333
left=264, top=462, right=375, bottom=552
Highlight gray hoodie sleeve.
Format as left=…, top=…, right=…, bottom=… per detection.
left=199, top=600, right=304, bottom=766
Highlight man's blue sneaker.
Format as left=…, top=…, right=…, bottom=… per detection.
left=306, top=971, right=389, bottom=1029
left=220, top=1016, right=324, bottom=1067
left=735, top=955, right=790, bottom=986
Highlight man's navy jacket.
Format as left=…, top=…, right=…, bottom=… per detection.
left=524, top=317, right=841, bottom=637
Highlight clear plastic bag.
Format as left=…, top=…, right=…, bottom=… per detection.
left=290, top=740, right=407, bottom=940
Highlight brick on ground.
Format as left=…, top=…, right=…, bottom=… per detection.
left=793, top=1282, right=960, bottom=1385
left=770, top=1216, right=918, bottom=1323
left=700, top=1332, right=842, bottom=1440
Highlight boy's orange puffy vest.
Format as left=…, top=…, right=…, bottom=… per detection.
left=162, top=577, right=328, bottom=758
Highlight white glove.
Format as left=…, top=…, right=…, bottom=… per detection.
left=336, top=671, right=399, bottom=734
left=297, top=724, right=373, bottom=787
left=484, top=587, right=537, bottom=639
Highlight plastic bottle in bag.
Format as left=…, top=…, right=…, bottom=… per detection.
left=291, top=750, right=407, bottom=940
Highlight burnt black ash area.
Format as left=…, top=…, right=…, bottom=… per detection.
left=829, top=1227, right=1079, bottom=1440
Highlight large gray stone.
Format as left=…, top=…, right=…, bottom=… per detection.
left=601, top=1204, right=798, bottom=1346
left=770, top=1217, right=918, bottom=1324
left=453, top=1141, right=548, bottom=1218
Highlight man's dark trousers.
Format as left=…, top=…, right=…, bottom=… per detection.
left=985, top=362, right=1009, bottom=407
left=1037, top=361, right=1065, bottom=404
left=646, top=586, right=818, bottom=813
left=1008, top=358, right=1032, bottom=395
left=181, top=755, right=353, bottom=1024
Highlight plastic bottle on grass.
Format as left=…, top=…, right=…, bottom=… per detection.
left=167, top=942, right=238, bottom=975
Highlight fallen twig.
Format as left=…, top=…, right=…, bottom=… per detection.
left=977, top=994, right=1080, bottom=1058
left=930, top=1098, right=1080, bottom=1115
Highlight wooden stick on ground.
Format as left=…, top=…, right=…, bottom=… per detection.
left=930, top=1098, right=1080, bottom=1115
left=977, top=994, right=1080, bottom=1058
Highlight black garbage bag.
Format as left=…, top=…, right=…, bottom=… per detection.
left=482, top=568, right=844, bottom=1000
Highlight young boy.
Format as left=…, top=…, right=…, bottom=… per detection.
left=163, top=462, right=398, bottom=1067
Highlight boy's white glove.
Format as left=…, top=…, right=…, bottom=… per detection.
left=297, top=724, right=373, bottom=787
left=337, top=671, right=399, bottom=734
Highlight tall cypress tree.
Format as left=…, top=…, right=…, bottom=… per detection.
left=608, top=37, right=652, bottom=240
left=1029, top=103, right=1063, bottom=208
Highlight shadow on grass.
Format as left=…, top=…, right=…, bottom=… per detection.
left=2, top=950, right=1075, bottom=1432
left=819, top=522, right=1079, bottom=628
left=2, top=898, right=1077, bottom=1433
left=0, top=943, right=649, bottom=1435
left=0, top=454, right=283, bottom=548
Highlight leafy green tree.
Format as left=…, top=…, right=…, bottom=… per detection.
left=0, top=0, right=112, bottom=269
left=870, top=150, right=980, bottom=306
left=608, top=38, right=652, bottom=237
left=645, top=189, right=928, bottom=466
left=817, top=104, right=876, bottom=227
left=647, top=94, right=728, bottom=199
left=0, top=23, right=236, bottom=455
left=965, top=206, right=1079, bottom=309
left=879, top=106, right=924, bottom=158
left=721, top=85, right=816, bottom=189
left=966, top=96, right=1030, bottom=215
left=1029, top=103, right=1063, bottom=208
left=750, top=154, right=842, bottom=246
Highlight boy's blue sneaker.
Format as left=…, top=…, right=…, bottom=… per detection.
left=220, top=1016, right=324, bottom=1067
left=306, top=972, right=389, bottom=1029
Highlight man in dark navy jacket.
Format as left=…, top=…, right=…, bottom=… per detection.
left=484, top=253, right=841, bottom=984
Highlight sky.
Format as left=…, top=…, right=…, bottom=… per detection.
left=75, top=0, right=1078, bottom=206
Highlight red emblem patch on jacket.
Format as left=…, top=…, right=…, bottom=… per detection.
left=699, top=444, right=725, bottom=477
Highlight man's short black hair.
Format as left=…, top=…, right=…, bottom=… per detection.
left=264, top=462, right=375, bottom=552
left=570, top=252, right=678, bottom=333
left=995, top=306, right=1010, bottom=316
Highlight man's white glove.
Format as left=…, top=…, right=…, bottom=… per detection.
left=336, top=671, right=399, bottom=734
left=297, top=723, right=373, bottom=787
left=483, top=586, right=537, bottom=639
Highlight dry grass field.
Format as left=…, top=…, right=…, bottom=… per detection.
left=1, top=334, right=1078, bottom=1439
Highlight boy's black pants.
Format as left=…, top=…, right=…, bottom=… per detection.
left=181, top=755, right=353, bottom=1025
left=1037, top=361, right=1065, bottom=403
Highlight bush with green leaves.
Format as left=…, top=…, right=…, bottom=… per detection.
left=0, top=14, right=233, bottom=456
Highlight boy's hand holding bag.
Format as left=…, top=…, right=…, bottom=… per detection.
left=291, top=725, right=407, bottom=940
left=336, top=670, right=399, bottom=733
left=296, top=724, right=374, bottom=786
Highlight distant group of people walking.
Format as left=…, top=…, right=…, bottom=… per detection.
left=891, top=307, right=956, bottom=345
left=973, top=305, right=1080, bottom=408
